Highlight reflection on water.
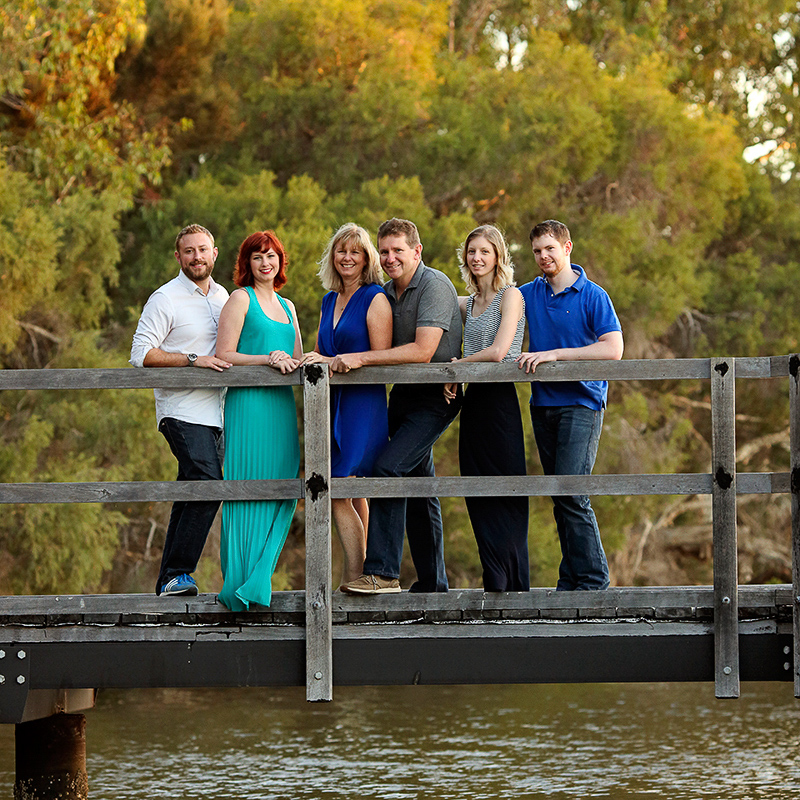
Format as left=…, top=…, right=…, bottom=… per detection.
left=1, top=682, right=799, bottom=799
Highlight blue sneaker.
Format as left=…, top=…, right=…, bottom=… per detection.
left=159, top=574, right=198, bottom=596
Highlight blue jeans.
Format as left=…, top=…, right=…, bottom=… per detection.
left=363, top=386, right=461, bottom=592
left=530, top=405, right=610, bottom=591
left=156, top=418, right=224, bottom=593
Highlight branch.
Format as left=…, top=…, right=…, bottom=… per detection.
left=17, top=320, right=61, bottom=343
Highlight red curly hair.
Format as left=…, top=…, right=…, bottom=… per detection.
left=233, top=230, right=288, bottom=290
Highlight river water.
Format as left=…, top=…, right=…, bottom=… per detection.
left=1, top=682, right=798, bottom=799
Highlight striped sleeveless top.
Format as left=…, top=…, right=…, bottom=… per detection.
left=463, top=286, right=525, bottom=362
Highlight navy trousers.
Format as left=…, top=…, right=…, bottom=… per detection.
left=363, top=386, right=461, bottom=592
left=156, top=418, right=223, bottom=593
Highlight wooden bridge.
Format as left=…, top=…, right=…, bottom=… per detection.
left=0, top=585, right=793, bottom=724
left=1, top=355, right=799, bottom=728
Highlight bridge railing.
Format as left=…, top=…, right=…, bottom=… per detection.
left=1, top=355, right=798, bottom=701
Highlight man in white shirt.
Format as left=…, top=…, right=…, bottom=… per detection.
left=130, top=224, right=231, bottom=596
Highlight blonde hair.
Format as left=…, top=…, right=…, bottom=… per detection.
left=458, top=225, right=515, bottom=294
left=175, top=223, right=214, bottom=251
left=317, top=223, right=383, bottom=293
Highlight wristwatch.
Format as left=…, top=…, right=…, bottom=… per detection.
left=187, top=353, right=198, bottom=365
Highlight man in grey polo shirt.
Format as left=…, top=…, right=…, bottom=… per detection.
left=332, top=218, right=462, bottom=594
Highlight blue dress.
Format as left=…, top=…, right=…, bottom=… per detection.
left=317, top=284, right=389, bottom=477
left=219, top=287, right=300, bottom=610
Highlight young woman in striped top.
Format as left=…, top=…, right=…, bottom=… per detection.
left=444, top=225, right=530, bottom=591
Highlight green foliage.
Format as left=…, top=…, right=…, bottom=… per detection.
left=0, top=333, right=171, bottom=594
left=114, top=0, right=235, bottom=170
left=0, top=160, right=59, bottom=353
left=222, top=0, right=447, bottom=186
left=1, top=0, right=169, bottom=197
left=0, top=158, right=136, bottom=362
left=0, top=0, right=184, bottom=594
left=510, top=0, right=800, bottom=167
left=420, top=35, right=615, bottom=225
left=53, top=189, right=132, bottom=329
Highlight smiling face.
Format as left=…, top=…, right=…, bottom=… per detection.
left=378, top=233, right=422, bottom=288
left=531, top=233, right=572, bottom=282
left=466, top=235, right=498, bottom=283
left=175, top=232, right=217, bottom=285
left=250, top=248, right=281, bottom=285
left=333, top=237, right=367, bottom=286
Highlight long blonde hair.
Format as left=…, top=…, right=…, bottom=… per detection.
left=458, top=224, right=515, bottom=294
left=317, top=223, right=382, bottom=293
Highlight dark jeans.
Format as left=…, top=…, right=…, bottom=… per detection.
left=363, top=386, right=461, bottom=592
left=531, top=405, right=610, bottom=591
left=156, top=417, right=224, bottom=593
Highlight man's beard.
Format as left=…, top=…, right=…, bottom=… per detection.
left=182, top=260, right=213, bottom=282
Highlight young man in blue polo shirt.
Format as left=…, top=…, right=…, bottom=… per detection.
left=518, top=220, right=623, bottom=590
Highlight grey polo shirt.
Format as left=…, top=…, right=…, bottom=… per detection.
left=384, top=263, right=462, bottom=363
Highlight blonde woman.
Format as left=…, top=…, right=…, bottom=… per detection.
left=445, top=224, right=529, bottom=591
left=303, top=224, right=392, bottom=584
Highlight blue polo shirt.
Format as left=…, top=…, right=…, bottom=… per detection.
left=519, top=265, right=621, bottom=410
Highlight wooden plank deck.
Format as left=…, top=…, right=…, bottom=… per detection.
left=0, top=586, right=793, bottom=723
left=0, top=585, right=793, bottom=627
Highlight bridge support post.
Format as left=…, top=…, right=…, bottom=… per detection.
left=789, top=354, right=800, bottom=697
left=303, top=364, right=333, bottom=702
left=711, top=357, right=739, bottom=698
left=14, top=713, right=88, bottom=800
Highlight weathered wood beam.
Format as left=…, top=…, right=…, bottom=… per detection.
left=0, top=479, right=303, bottom=504
left=0, top=585, right=790, bottom=625
left=2, top=472, right=793, bottom=505
left=711, top=357, right=739, bottom=698
left=302, top=364, right=332, bottom=702
left=790, top=354, right=800, bottom=696
left=0, top=366, right=302, bottom=391
left=327, top=359, right=717, bottom=384
left=0, top=356, right=790, bottom=393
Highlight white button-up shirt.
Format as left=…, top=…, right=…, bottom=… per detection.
left=130, top=270, right=230, bottom=428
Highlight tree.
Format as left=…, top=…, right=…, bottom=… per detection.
left=114, top=0, right=236, bottom=178
left=216, top=0, right=447, bottom=188
left=1, top=0, right=169, bottom=198
left=0, top=0, right=177, bottom=594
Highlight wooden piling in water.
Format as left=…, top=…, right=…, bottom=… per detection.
left=14, top=713, right=88, bottom=800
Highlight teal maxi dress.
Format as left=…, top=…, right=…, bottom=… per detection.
left=218, top=287, right=300, bottom=610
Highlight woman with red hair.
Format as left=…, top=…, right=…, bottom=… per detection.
left=215, top=230, right=302, bottom=610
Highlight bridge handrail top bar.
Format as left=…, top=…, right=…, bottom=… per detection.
left=0, top=355, right=793, bottom=390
